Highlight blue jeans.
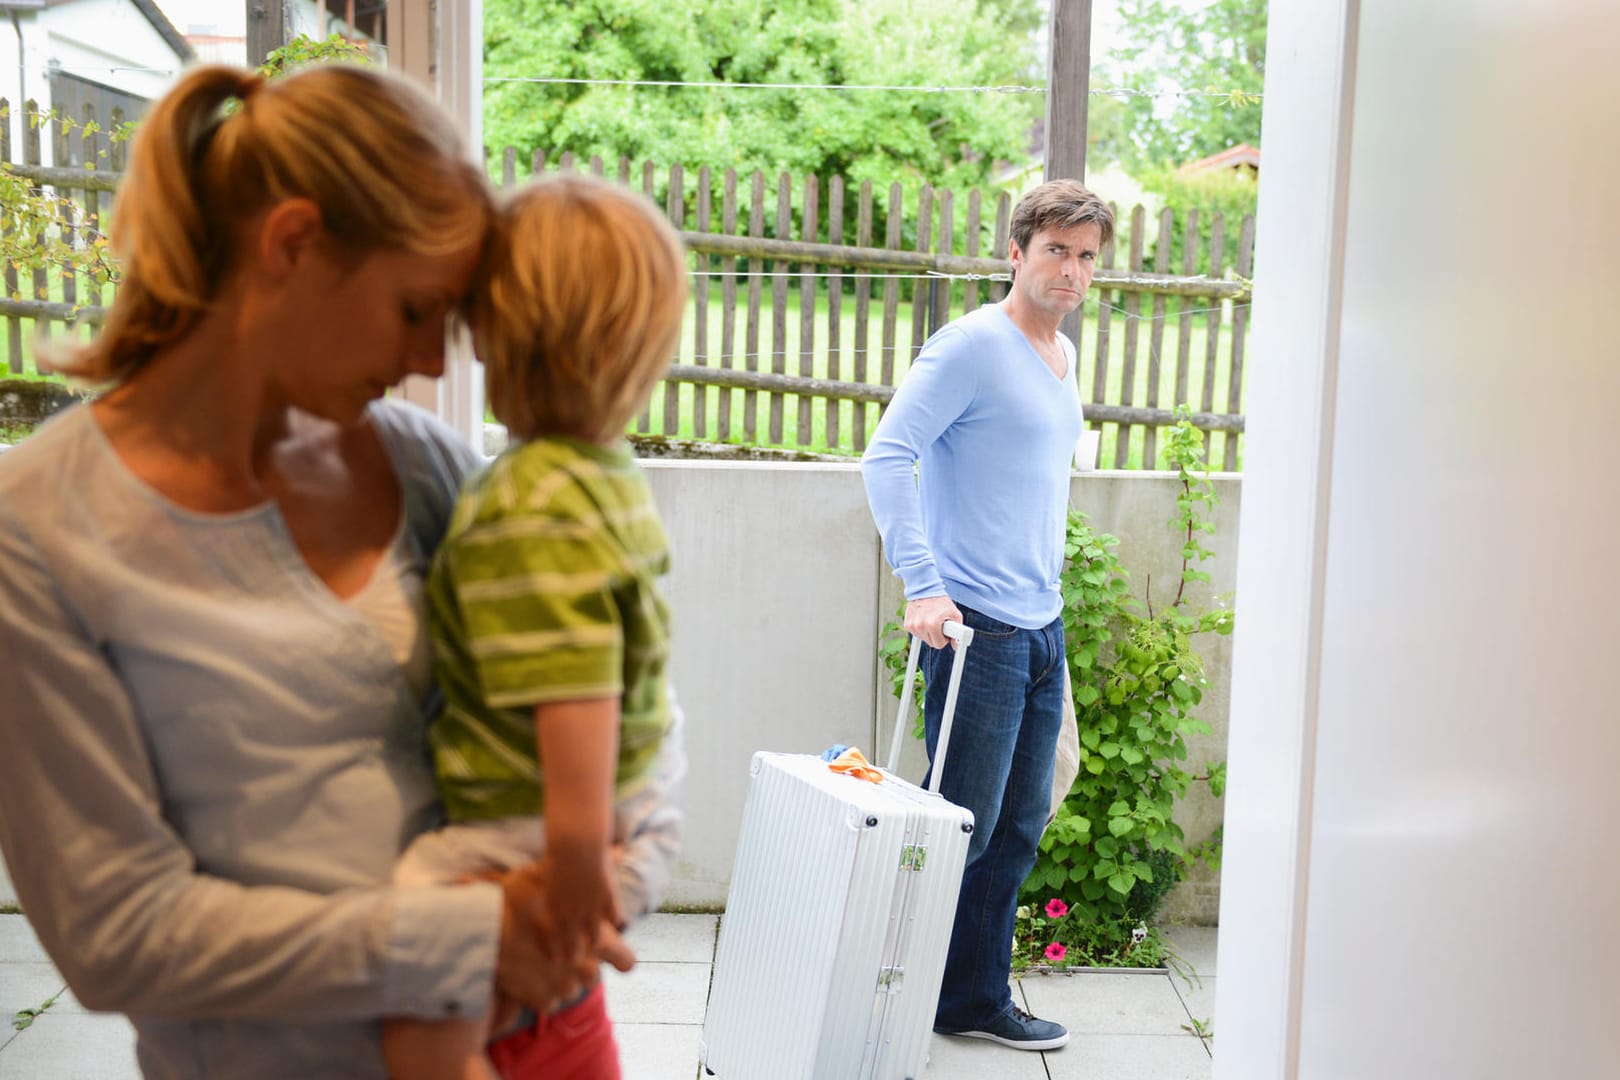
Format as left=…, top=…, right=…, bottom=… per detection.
left=921, top=605, right=1065, bottom=1029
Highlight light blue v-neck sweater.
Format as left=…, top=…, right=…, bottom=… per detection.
left=861, top=303, right=1082, bottom=629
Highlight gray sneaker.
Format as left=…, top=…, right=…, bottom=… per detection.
left=935, top=1005, right=1070, bottom=1050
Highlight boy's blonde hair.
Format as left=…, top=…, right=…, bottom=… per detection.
left=53, top=63, right=493, bottom=384
left=477, top=175, right=688, bottom=443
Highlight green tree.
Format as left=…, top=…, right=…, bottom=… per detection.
left=482, top=0, right=1043, bottom=195
left=1103, top=0, right=1266, bottom=169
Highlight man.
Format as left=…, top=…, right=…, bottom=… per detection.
left=861, top=179, right=1113, bottom=1051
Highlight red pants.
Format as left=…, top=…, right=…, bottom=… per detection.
left=487, top=985, right=621, bottom=1079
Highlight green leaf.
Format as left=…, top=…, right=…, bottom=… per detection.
left=1107, top=816, right=1134, bottom=838
left=1108, top=873, right=1134, bottom=896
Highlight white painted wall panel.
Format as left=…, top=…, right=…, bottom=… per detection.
left=1218, top=1, right=1620, bottom=1076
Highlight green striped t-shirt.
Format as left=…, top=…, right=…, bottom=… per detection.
left=426, top=436, right=671, bottom=822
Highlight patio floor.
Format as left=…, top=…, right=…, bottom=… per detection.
left=0, top=911, right=1216, bottom=1079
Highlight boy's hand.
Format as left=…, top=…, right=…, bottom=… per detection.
left=496, top=859, right=635, bottom=1013
left=536, top=847, right=623, bottom=973
left=496, top=862, right=588, bottom=1013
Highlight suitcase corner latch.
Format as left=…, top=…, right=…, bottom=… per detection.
left=899, top=845, right=927, bottom=871
left=877, top=965, right=905, bottom=992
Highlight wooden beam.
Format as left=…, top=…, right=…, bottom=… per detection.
left=1044, top=0, right=1094, bottom=345
left=385, top=0, right=435, bottom=90
left=1043, top=0, right=1093, bottom=184
left=245, top=0, right=288, bottom=70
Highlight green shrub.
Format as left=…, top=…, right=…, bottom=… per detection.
left=1024, top=412, right=1232, bottom=942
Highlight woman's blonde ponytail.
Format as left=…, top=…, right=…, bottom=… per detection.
left=48, top=63, right=490, bottom=385
left=52, top=67, right=258, bottom=382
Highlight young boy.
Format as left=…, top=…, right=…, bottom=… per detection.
left=384, top=174, right=689, bottom=1079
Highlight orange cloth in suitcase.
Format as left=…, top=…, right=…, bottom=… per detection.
left=826, top=746, right=884, bottom=783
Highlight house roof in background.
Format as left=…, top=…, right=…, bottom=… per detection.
left=1177, top=143, right=1261, bottom=175
left=47, top=0, right=195, bottom=62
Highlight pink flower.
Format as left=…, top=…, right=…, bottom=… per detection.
left=1044, top=898, right=1069, bottom=919
left=1044, top=942, right=1067, bottom=963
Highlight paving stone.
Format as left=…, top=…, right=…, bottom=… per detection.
left=615, top=1022, right=702, bottom=1080
left=1163, top=926, right=1219, bottom=980
left=1043, top=1033, right=1212, bottom=1080
left=1172, top=975, right=1217, bottom=1035
left=0, top=918, right=48, bottom=964
left=603, top=960, right=712, bottom=1027
left=0, top=1012, right=139, bottom=1080
left=627, top=914, right=719, bottom=964
left=1020, top=971, right=1193, bottom=1036
left=922, top=1030, right=1052, bottom=1078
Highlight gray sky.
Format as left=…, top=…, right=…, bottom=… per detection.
left=152, top=0, right=244, bottom=37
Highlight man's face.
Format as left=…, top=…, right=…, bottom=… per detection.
left=1008, top=221, right=1103, bottom=321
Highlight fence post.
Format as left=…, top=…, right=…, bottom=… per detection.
left=1091, top=202, right=1117, bottom=456
left=852, top=180, right=874, bottom=451
left=1142, top=205, right=1174, bottom=468
left=1174, top=208, right=1199, bottom=413
left=1225, top=213, right=1256, bottom=470
left=718, top=169, right=738, bottom=442
left=769, top=171, right=790, bottom=443
left=932, top=189, right=955, bottom=336
left=797, top=173, right=818, bottom=447
left=663, top=163, right=684, bottom=436
left=825, top=176, right=844, bottom=450
left=693, top=165, right=712, bottom=441
left=908, top=184, right=933, bottom=363
left=1200, top=212, right=1227, bottom=460
left=744, top=170, right=764, bottom=439
left=1114, top=204, right=1146, bottom=468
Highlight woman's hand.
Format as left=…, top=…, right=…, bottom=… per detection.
left=495, top=861, right=634, bottom=1013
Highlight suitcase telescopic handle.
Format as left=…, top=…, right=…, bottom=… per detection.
left=886, top=619, right=975, bottom=793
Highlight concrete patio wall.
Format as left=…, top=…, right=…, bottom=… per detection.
left=645, top=460, right=1241, bottom=924
left=0, top=452, right=1240, bottom=925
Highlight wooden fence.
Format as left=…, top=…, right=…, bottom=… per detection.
left=0, top=106, right=1255, bottom=469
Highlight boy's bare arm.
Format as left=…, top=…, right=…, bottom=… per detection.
left=534, top=698, right=622, bottom=957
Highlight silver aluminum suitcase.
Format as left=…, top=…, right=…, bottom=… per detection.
left=700, top=622, right=977, bottom=1079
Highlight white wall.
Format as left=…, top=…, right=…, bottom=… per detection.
left=1214, top=1, right=1620, bottom=1077
left=646, top=462, right=1241, bottom=912
left=0, top=0, right=187, bottom=164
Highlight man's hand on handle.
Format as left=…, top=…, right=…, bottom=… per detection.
left=903, top=595, right=964, bottom=650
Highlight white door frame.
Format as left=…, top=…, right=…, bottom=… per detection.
left=1211, top=0, right=1358, bottom=1076
left=388, top=0, right=486, bottom=451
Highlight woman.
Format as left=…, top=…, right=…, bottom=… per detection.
left=0, top=63, right=652, bottom=1078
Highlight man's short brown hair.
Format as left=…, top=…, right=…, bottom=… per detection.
left=1009, top=179, right=1115, bottom=256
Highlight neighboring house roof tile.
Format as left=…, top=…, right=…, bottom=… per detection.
left=1177, top=143, right=1261, bottom=176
